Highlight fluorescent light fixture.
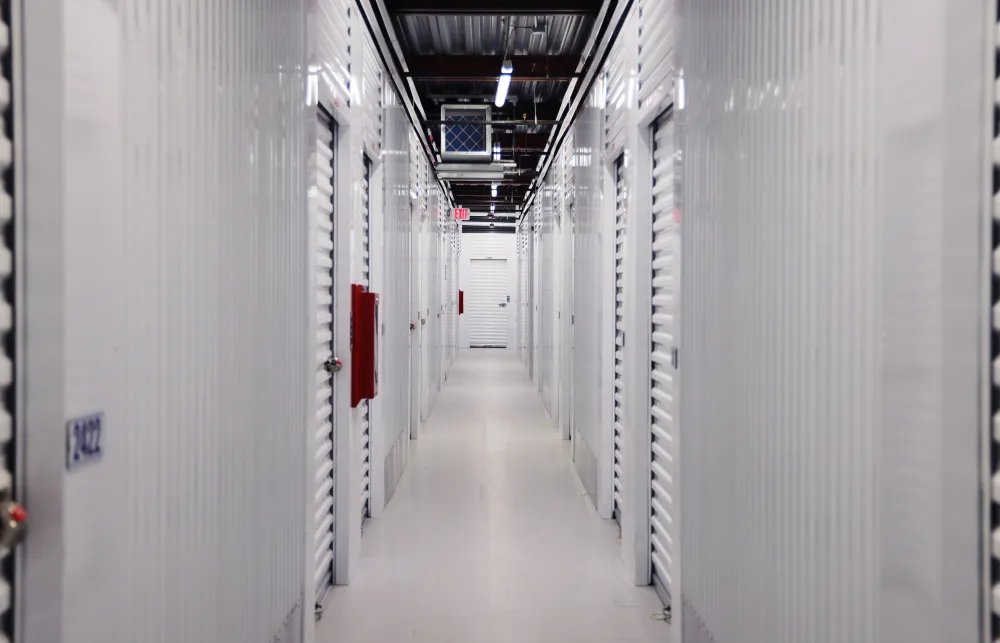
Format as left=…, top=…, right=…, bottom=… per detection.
left=491, top=183, right=498, bottom=198
left=495, top=60, right=513, bottom=107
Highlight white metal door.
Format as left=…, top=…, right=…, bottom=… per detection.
left=360, top=157, right=372, bottom=521
left=469, top=258, right=509, bottom=348
left=649, top=114, right=676, bottom=606
left=312, top=115, right=336, bottom=606
left=613, top=155, right=626, bottom=526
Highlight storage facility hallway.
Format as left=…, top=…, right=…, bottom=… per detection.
left=318, top=350, right=669, bottom=643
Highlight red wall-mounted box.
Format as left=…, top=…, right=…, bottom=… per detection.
left=458, top=290, right=464, bottom=315
left=351, top=284, right=379, bottom=408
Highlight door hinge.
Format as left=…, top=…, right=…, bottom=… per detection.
left=671, top=347, right=679, bottom=369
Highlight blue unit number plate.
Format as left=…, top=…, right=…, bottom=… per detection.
left=66, top=412, right=104, bottom=471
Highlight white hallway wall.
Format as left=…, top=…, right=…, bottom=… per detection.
left=517, top=1, right=987, bottom=642
left=51, top=1, right=453, bottom=643
left=459, top=233, right=517, bottom=350
left=62, top=1, right=310, bottom=643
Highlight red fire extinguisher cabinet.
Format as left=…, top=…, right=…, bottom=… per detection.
left=351, top=284, right=379, bottom=408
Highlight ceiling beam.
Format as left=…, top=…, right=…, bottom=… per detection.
left=450, top=185, right=529, bottom=192
left=414, top=75, right=571, bottom=83
left=493, top=132, right=550, bottom=148
left=407, top=55, right=579, bottom=81
left=385, top=0, right=601, bottom=15
left=449, top=180, right=533, bottom=186
left=425, top=119, right=559, bottom=126
left=452, top=201, right=523, bottom=207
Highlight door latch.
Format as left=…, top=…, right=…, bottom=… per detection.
left=0, top=496, right=27, bottom=550
left=325, top=356, right=343, bottom=374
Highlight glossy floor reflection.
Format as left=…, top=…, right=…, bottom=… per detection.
left=319, top=349, right=671, bottom=643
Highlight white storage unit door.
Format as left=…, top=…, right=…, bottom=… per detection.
left=649, top=114, right=676, bottom=606
left=469, top=258, right=509, bottom=347
left=613, top=155, right=626, bottom=525
left=361, top=157, right=372, bottom=521
left=312, top=115, right=336, bottom=605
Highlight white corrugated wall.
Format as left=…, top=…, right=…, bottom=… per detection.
left=62, top=2, right=309, bottom=642
left=678, top=0, right=984, bottom=642
left=559, top=139, right=575, bottom=440
left=373, top=79, right=412, bottom=515
left=570, top=77, right=610, bottom=515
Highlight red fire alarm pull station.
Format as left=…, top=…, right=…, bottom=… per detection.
left=351, top=284, right=379, bottom=408
left=458, top=290, right=464, bottom=315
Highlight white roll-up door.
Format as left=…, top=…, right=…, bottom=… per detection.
left=469, top=258, right=509, bottom=347
left=360, top=157, right=372, bottom=521
left=613, top=155, right=626, bottom=526
left=312, top=114, right=336, bottom=606
left=649, top=114, right=676, bottom=607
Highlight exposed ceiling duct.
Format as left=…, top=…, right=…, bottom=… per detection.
left=373, top=0, right=626, bottom=216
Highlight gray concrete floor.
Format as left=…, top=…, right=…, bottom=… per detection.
left=319, top=349, right=671, bottom=642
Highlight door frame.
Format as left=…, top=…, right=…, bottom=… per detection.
left=310, top=107, right=339, bottom=617
left=467, top=257, right=510, bottom=348
left=18, top=1, right=68, bottom=639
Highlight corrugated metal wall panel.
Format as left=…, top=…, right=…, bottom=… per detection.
left=571, top=83, right=606, bottom=508
left=680, top=0, right=880, bottom=637
left=425, top=185, right=443, bottom=406
left=311, top=0, right=351, bottom=109
left=532, top=203, right=543, bottom=382
left=540, top=183, right=556, bottom=414
left=605, top=33, right=628, bottom=156
left=62, top=1, right=309, bottom=641
left=637, top=0, right=673, bottom=110
left=518, top=225, right=528, bottom=359
left=361, top=35, right=382, bottom=160
left=679, top=1, right=985, bottom=642
left=381, top=82, right=411, bottom=510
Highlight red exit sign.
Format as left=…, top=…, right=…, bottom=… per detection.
left=453, top=208, right=470, bottom=220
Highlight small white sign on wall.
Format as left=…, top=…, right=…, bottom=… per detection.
left=66, top=412, right=105, bottom=471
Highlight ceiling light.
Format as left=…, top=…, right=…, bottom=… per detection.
left=491, top=183, right=498, bottom=198
left=495, top=60, right=513, bottom=108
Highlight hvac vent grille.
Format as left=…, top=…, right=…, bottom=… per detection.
left=441, top=105, right=491, bottom=158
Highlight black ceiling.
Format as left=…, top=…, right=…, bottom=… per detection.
left=382, top=1, right=606, bottom=214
